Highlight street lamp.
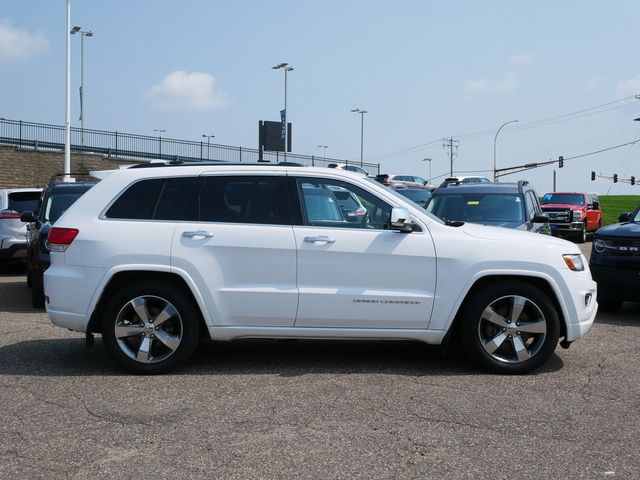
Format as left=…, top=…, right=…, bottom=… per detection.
left=64, top=0, right=72, bottom=181
left=422, top=157, right=432, bottom=184
left=317, top=145, right=329, bottom=160
left=202, top=134, right=215, bottom=160
left=351, top=108, right=368, bottom=167
left=272, top=62, right=294, bottom=161
left=493, top=119, right=519, bottom=181
left=154, top=129, right=166, bottom=158
left=70, top=26, right=94, bottom=146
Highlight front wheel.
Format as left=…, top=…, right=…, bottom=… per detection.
left=101, top=280, right=201, bottom=374
left=460, top=281, right=560, bottom=374
left=576, top=225, right=587, bottom=244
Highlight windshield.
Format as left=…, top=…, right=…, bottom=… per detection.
left=427, top=193, right=524, bottom=223
left=364, top=178, right=444, bottom=223
left=396, top=189, right=431, bottom=206
left=541, top=193, right=585, bottom=205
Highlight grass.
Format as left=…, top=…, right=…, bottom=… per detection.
left=599, top=195, right=640, bottom=226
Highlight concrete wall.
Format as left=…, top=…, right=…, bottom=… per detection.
left=0, top=145, right=136, bottom=188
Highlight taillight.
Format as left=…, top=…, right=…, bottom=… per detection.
left=382, top=179, right=392, bottom=186
left=47, top=227, right=79, bottom=252
left=0, top=209, right=21, bottom=219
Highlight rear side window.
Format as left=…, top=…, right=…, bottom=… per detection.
left=199, top=176, right=290, bottom=225
left=8, top=192, right=40, bottom=213
left=106, top=177, right=198, bottom=220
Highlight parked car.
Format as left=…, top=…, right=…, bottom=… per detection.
left=377, top=174, right=431, bottom=189
left=44, top=163, right=595, bottom=375
left=0, top=188, right=42, bottom=268
left=589, top=205, right=640, bottom=312
left=21, top=178, right=96, bottom=307
left=392, top=186, right=432, bottom=208
left=438, top=176, right=492, bottom=188
left=327, top=185, right=367, bottom=221
left=327, top=163, right=370, bottom=176
left=425, top=181, right=549, bottom=233
left=540, top=192, right=602, bottom=243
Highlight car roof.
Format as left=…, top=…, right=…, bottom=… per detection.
left=432, top=182, right=524, bottom=195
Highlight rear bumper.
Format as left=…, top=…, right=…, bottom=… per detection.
left=0, top=238, right=27, bottom=260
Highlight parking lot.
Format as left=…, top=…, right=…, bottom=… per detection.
left=0, top=242, right=638, bottom=479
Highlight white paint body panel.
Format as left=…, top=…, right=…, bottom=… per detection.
left=44, top=165, right=596, bottom=349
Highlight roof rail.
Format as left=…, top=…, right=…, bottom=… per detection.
left=127, top=161, right=305, bottom=169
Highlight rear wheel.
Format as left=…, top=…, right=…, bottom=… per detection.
left=101, top=280, right=201, bottom=374
left=460, top=281, right=560, bottom=374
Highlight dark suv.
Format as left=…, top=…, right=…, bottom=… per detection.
left=21, top=178, right=95, bottom=307
left=589, top=205, right=640, bottom=312
left=425, top=180, right=549, bottom=233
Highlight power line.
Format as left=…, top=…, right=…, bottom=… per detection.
left=442, top=137, right=459, bottom=176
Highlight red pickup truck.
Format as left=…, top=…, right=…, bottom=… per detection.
left=540, top=192, right=602, bottom=243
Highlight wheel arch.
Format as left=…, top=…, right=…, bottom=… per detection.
left=87, top=270, right=211, bottom=336
left=443, top=274, right=568, bottom=349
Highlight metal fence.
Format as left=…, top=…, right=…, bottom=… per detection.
left=0, top=118, right=380, bottom=175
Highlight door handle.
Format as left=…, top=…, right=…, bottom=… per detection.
left=304, top=235, right=335, bottom=244
left=182, top=230, right=214, bottom=239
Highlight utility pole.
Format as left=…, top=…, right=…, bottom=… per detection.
left=442, top=138, right=459, bottom=177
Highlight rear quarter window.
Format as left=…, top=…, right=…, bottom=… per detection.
left=8, top=191, right=41, bottom=213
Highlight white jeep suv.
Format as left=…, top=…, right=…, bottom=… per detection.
left=44, top=163, right=597, bottom=374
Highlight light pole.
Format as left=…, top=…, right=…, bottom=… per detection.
left=351, top=108, right=368, bottom=167
left=202, top=134, right=215, bottom=160
left=317, top=145, right=329, bottom=160
left=493, top=119, right=519, bottom=181
left=272, top=62, right=294, bottom=161
left=70, top=26, right=93, bottom=146
left=154, top=129, right=166, bottom=158
left=64, top=0, right=71, bottom=181
left=422, top=157, right=432, bottom=184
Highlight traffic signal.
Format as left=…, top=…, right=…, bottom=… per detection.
left=632, top=176, right=636, bottom=186
left=613, top=174, right=618, bottom=183
left=558, top=156, right=564, bottom=168
left=591, top=171, right=596, bottom=181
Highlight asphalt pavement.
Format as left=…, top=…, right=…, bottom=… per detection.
left=1, top=243, right=639, bottom=479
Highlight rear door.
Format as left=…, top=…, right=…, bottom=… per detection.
left=171, top=174, right=298, bottom=327
left=291, top=176, right=436, bottom=329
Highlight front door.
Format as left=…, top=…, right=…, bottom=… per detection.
left=292, top=176, right=436, bottom=329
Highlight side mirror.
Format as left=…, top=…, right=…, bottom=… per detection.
left=591, top=202, right=600, bottom=210
left=390, top=207, right=415, bottom=232
left=619, top=212, right=632, bottom=223
left=532, top=212, right=549, bottom=223
left=20, top=211, right=35, bottom=223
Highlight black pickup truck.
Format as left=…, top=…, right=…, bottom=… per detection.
left=589, top=205, right=640, bottom=312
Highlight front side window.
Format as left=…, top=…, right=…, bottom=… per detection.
left=297, top=178, right=391, bottom=229
left=199, top=176, right=289, bottom=225
left=524, top=192, right=536, bottom=221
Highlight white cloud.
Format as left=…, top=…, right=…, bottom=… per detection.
left=0, top=19, right=48, bottom=63
left=465, top=73, right=518, bottom=94
left=145, top=71, right=227, bottom=110
left=616, top=74, right=640, bottom=98
left=509, top=52, right=535, bottom=65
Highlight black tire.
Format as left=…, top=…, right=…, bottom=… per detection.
left=26, top=262, right=32, bottom=289
left=101, top=280, right=201, bottom=374
left=31, top=271, right=45, bottom=308
left=575, top=225, right=586, bottom=244
left=459, top=280, right=560, bottom=374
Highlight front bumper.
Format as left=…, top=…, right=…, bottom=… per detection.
left=549, top=222, right=584, bottom=233
left=590, top=263, right=640, bottom=301
left=560, top=269, right=597, bottom=342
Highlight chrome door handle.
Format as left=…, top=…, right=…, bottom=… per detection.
left=304, top=235, right=335, bottom=244
left=182, top=230, right=214, bottom=239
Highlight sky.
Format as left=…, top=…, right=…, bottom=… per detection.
left=2, top=0, right=640, bottom=194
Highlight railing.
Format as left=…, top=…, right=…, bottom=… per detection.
left=0, top=118, right=380, bottom=175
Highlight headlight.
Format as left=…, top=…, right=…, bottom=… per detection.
left=563, top=254, right=585, bottom=271
left=572, top=210, right=583, bottom=221
left=593, top=239, right=606, bottom=254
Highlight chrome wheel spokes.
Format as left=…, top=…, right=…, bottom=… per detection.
left=478, top=295, right=547, bottom=364
left=114, top=295, right=183, bottom=364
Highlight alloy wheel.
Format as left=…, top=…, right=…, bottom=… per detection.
left=478, top=295, right=547, bottom=364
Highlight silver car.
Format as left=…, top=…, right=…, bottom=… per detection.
left=0, top=188, right=42, bottom=267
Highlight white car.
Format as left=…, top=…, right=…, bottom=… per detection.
left=44, top=164, right=597, bottom=374
left=327, top=163, right=371, bottom=176
left=0, top=188, right=42, bottom=267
